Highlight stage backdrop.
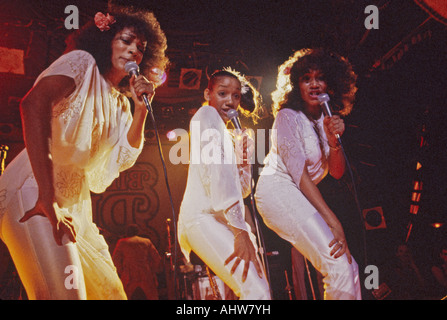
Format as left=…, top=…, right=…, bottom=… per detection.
left=91, top=139, right=189, bottom=256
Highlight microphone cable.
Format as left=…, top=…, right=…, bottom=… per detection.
left=335, top=133, right=368, bottom=268
left=248, top=164, right=273, bottom=298
left=318, top=93, right=368, bottom=267
left=125, top=61, right=180, bottom=299
left=141, top=95, right=180, bottom=300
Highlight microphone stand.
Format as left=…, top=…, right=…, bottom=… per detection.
left=321, top=108, right=368, bottom=268
left=318, top=94, right=367, bottom=267
left=141, top=95, right=180, bottom=299
left=234, top=127, right=272, bottom=298
left=248, top=165, right=273, bottom=297
left=337, top=138, right=368, bottom=267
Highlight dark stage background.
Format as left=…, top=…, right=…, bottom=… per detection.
left=0, top=0, right=446, bottom=300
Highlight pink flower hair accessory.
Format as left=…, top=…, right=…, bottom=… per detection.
left=94, top=12, right=116, bottom=31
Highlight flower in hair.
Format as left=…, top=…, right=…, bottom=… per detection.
left=94, top=12, right=116, bottom=31
left=283, top=66, right=291, bottom=75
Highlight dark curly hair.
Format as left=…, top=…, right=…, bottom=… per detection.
left=65, top=6, right=169, bottom=92
left=207, top=68, right=264, bottom=123
left=272, top=48, right=357, bottom=117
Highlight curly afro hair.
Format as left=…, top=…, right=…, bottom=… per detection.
left=272, top=48, right=357, bottom=117
left=65, top=6, right=169, bottom=93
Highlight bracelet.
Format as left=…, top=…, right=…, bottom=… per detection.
left=234, top=229, right=245, bottom=238
left=329, top=143, right=341, bottom=151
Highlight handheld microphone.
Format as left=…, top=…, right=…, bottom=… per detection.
left=317, top=93, right=340, bottom=140
left=124, top=61, right=152, bottom=112
left=317, top=93, right=333, bottom=118
left=227, top=109, right=242, bottom=130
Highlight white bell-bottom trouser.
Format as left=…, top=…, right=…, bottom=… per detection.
left=0, top=187, right=87, bottom=299
left=178, top=212, right=271, bottom=300
left=294, top=212, right=361, bottom=300
left=0, top=177, right=125, bottom=300
left=260, top=209, right=361, bottom=300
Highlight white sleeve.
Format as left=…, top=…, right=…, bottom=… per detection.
left=275, top=110, right=307, bottom=189
left=192, top=107, right=248, bottom=231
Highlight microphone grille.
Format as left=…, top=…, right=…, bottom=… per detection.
left=317, top=93, right=330, bottom=103
left=124, top=61, right=139, bottom=74
left=227, top=109, right=239, bottom=119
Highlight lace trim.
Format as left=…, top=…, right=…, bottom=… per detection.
left=117, top=146, right=136, bottom=170
left=224, top=202, right=247, bottom=231
left=53, top=94, right=83, bottom=124
left=90, top=121, right=103, bottom=158
left=66, top=54, right=91, bottom=88
left=55, top=169, right=84, bottom=198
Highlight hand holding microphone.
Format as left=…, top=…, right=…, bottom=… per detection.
left=125, top=61, right=158, bottom=112
left=228, top=109, right=254, bottom=165
left=318, top=93, right=344, bottom=148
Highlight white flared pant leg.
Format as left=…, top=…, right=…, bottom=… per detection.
left=283, top=212, right=361, bottom=300
left=0, top=186, right=87, bottom=300
left=179, top=214, right=271, bottom=300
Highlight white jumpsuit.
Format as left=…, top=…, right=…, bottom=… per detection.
left=178, top=105, right=271, bottom=300
left=0, top=50, right=143, bottom=299
left=255, top=108, right=361, bottom=300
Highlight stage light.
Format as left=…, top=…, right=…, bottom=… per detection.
left=406, top=223, right=413, bottom=243
left=152, top=67, right=167, bottom=86
left=413, top=180, right=423, bottom=191
left=166, top=130, right=176, bottom=140
left=416, top=162, right=422, bottom=170
left=411, top=192, right=421, bottom=202
left=410, top=204, right=419, bottom=215
left=431, top=223, right=444, bottom=229
left=159, top=71, right=167, bottom=85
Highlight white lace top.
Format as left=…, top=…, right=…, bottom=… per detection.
left=261, top=108, right=330, bottom=186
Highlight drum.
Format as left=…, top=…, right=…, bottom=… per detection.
left=192, top=274, right=226, bottom=300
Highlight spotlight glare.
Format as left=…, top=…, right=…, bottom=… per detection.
left=166, top=130, right=177, bottom=140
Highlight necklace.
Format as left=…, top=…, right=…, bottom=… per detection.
left=309, top=117, right=325, bottom=154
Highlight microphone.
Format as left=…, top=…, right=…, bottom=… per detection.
left=124, top=60, right=139, bottom=77
left=124, top=61, right=152, bottom=112
left=227, top=109, right=242, bottom=130
left=317, top=93, right=341, bottom=141
left=317, top=93, right=333, bottom=118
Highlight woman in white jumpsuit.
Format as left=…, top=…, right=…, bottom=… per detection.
left=178, top=70, right=271, bottom=300
left=0, top=7, right=168, bottom=299
left=255, top=48, right=362, bottom=300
